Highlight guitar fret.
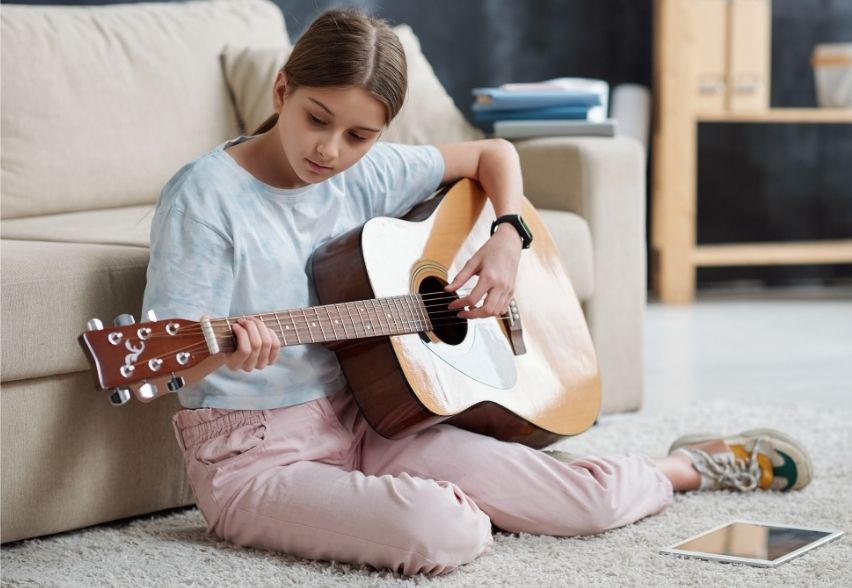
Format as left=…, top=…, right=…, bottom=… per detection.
left=382, top=297, right=400, bottom=335
left=313, top=307, right=327, bottom=341
left=399, top=296, right=412, bottom=331
left=302, top=308, right=316, bottom=343
left=402, top=296, right=416, bottom=331
left=414, top=296, right=425, bottom=330
left=387, top=297, right=399, bottom=334
left=334, top=303, right=350, bottom=339
left=299, top=309, right=308, bottom=342
left=371, top=299, right=387, bottom=336
left=396, top=296, right=408, bottom=332
left=394, top=296, right=412, bottom=333
left=367, top=299, right=380, bottom=335
left=410, top=295, right=423, bottom=330
left=219, top=318, right=236, bottom=352
left=392, top=298, right=404, bottom=333
left=273, top=312, right=287, bottom=346
left=258, top=313, right=280, bottom=346
left=345, top=302, right=363, bottom=339
left=394, top=297, right=407, bottom=334
left=359, top=302, right=375, bottom=336
left=287, top=310, right=301, bottom=344
left=323, top=306, right=339, bottom=341
left=334, top=306, right=346, bottom=340
left=413, top=294, right=430, bottom=330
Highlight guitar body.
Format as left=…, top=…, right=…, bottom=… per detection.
left=312, top=179, right=600, bottom=448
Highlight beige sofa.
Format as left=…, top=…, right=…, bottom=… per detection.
left=0, top=0, right=646, bottom=543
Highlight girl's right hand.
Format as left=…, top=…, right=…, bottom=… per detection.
left=201, top=315, right=281, bottom=372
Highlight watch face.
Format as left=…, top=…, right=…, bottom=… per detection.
left=517, top=216, right=532, bottom=240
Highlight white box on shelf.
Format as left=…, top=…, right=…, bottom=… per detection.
left=812, top=43, right=852, bottom=108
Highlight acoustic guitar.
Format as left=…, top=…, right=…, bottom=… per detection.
left=78, top=179, right=600, bottom=448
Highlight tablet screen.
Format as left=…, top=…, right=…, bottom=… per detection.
left=663, top=521, right=843, bottom=567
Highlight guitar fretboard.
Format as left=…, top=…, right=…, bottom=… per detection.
left=210, top=294, right=432, bottom=350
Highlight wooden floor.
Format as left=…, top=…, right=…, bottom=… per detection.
left=642, top=284, right=852, bottom=415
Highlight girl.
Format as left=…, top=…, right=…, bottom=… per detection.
left=143, top=9, right=812, bottom=576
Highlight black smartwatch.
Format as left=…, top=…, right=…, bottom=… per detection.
left=490, top=214, right=533, bottom=249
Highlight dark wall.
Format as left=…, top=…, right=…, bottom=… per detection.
left=5, top=0, right=852, bottom=287
left=278, top=0, right=653, bottom=107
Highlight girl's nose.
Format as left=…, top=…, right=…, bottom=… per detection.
left=317, top=139, right=337, bottom=161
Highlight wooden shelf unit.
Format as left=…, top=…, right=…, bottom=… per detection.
left=651, top=0, right=852, bottom=303
left=697, top=108, right=852, bottom=123
left=693, top=241, right=852, bottom=266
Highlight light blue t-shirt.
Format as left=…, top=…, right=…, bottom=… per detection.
left=142, top=137, right=444, bottom=409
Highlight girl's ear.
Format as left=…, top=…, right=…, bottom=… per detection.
left=272, top=70, right=288, bottom=111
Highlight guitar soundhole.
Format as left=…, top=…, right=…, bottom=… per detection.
left=419, top=276, right=467, bottom=346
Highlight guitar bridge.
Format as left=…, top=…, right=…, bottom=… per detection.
left=503, top=299, right=526, bottom=356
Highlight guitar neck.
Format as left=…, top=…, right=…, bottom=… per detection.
left=205, top=293, right=432, bottom=353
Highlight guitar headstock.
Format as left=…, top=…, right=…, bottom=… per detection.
left=78, top=311, right=209, bottom=405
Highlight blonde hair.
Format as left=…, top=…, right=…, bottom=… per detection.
left=252, top=9, right=407, bottom=134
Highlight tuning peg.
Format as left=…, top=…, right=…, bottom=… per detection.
left=167, top=375, right=186, bottom=392
left=108, top=387, right=132, bottom=406
left=146, top=309, right=158, bottom=322
left=138, top=382, right=158, bottom=399
left=113, top=313, right=136, bottom=326
left=86, top=318, right=104, bottom=331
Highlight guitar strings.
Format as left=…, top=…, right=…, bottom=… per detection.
left=136, top=313, right=513, bottom=344
left=139, top=308, right=511, bottom=337
left=144, top=307, right=511, bottom=334
left=120, top=311, right=518, bottom=374
left=123, top=290, right=520, bottom=359
left=120, top=306, right=518, bottom=371
left=134, top=289, right=515, bottom=339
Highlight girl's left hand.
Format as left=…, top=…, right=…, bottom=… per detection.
left=445, top=226, right=523, bottom=319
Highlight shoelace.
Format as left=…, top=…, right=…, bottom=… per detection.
left=687, top=438, right=765, bottom=492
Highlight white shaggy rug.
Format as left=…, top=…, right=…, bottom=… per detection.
left=3, top=400, right=850, bottom=587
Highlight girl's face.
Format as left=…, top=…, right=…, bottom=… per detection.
left=273, top=72, right=387, bottom=187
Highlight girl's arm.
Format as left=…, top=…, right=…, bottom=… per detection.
left=437, top=139, right=525, bottom=319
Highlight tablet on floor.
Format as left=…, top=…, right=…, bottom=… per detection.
left=660, top=520, right=844, bottom=568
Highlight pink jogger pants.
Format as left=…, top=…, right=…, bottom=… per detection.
left=173, top=388, right=673, bottom=575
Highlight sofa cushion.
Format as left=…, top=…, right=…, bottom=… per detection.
left=1, top=204, right=594, bottom=300
left=0, top=206, right=595, bottom=300
left=220, top=45, right=290, bottom=135
left=537, top=210, right=594, bottom=301
left=221, top=25, right=483, bottom=144
left=1, top=206, right=154, bottom=248
left=1, top=240, right=149, bottom=382
left=1, top=0, right=287, bottom=220
left=1, top=372, right=193, bottom=543
left=384, top=25, right=484, bottom=145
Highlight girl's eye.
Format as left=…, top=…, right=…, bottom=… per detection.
left=308, top=114, right=326, bottom=126
left=349, top=132, right=368, bottom=143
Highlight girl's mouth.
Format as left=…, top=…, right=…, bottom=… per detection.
left=306, top=158, right=332, bottom=173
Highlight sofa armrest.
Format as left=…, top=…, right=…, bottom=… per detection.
left=515, top=136, right=646, bottom=414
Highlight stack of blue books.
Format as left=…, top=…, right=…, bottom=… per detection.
left=470, top=78, right=616, bottom=139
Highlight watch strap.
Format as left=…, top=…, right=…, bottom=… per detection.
left=490, top=214, right=533, bottom=249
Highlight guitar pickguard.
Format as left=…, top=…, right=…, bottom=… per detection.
left=418, top=320, right=517, bottom=389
